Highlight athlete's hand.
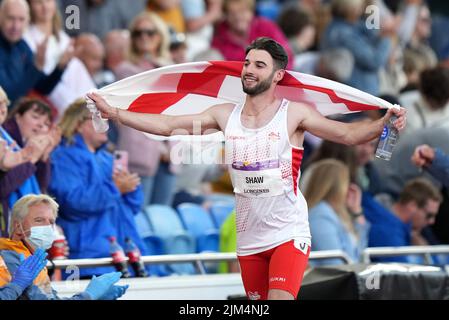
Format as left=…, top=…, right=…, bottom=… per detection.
left=86, top=92, right=119, bottom=121
left=383, top=107, right=406, bottom=132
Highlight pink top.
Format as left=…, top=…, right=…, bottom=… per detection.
left=211, top=16, right=294, bottom=70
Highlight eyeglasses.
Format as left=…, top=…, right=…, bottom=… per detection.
left=132, top=29, right=158, bottom=38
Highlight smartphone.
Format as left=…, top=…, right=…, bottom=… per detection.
left=113, top=150, right=128, bottom=172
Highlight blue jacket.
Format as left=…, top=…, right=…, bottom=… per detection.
left=309, top=201, right=369, bottom=266
left=0, top=239, right=89, bottom=300
left=48, top=135, right=147, bottom=277
left=0, top=32, right=63, bottom=105
left=427, top=148, right=449, bottom=187
left=320, top=19, right=391, bottom=96
left=362, top=192, right=412, bottom=263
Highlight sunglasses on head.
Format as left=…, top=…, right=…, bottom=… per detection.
left=132, top=29, right=157, bottom=38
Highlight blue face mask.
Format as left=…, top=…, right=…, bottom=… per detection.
left=26, top=225, right=57, bottom=250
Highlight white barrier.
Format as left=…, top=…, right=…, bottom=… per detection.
left=362, top=245, right=449, bottom=264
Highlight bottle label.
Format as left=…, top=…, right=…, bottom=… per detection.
left=380, top=126, right=389, bottom=140
left=112, top=251, right=126, bottom=263
left=127, top=251, right=141, bottom=263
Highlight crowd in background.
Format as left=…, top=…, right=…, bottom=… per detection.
left=0, top=0, right=449, bottom=279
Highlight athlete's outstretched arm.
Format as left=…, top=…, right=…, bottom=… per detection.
left=87, top=92, right=221, bottom=136
left=296, top=103, right=406, bottom=145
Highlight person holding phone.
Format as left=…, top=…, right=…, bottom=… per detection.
left=47, top=98, right=150, bottom=278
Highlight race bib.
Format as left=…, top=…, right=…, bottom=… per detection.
left=231, top=159, right=284, bottom=198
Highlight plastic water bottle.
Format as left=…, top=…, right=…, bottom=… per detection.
left=91, top=110, right=109, bottom=133
left=109, top=236, right=130, bottom=278
left=124, top=237, right=148, bottom=277
left=375, top=115, right=398, bottom=161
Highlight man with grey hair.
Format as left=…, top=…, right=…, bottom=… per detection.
left=0, top=0, right=73, bottom=105
left=0, top=194, right=128, bottom=300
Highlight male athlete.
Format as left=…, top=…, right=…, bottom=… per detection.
left=87, top=37, right=406, bottom=300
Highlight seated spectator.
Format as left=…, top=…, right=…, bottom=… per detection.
left=211, top=0, right=294, bottom=69
left=23, top=0, right=93, bottom=120
left=169, top=28, right=187, bottom=64
left=1, top=99, right=60, bottom=236
left=277, top=4, right=316, bottom=57
left=364, top=178, right=442, bottom=263
left=402, top=67, right=449, bottom=134
left=115, top=11, right=172, bottom=80
left=48, top=99, right=150, bottom=278
left=102, top=29, right=130, bottom=80
left=74, top=33, right=105, bottom=88
left=407, top=3, right=438, bottom=69
left=0, top=194, right=128, bottom=300
left=0, top=0, right=71, bottom=106
left=304, top=159, right=369, bottom=265
left=320, top=0, right=393, bottom=95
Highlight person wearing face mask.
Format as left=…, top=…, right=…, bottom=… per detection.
left=0, top=194, right=129, bottom=300
left=0, top=92, right=51, bottom=237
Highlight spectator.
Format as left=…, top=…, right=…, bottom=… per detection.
left=1, top=99, right=60, bottom=234
left=277, top=4, right=316, bottom=56
left=0, top=90, right=44, bottom=237
left=48, top=99, right=150, bottom=278
left=400, top=49, right=427, bottom=94
left=211, top=0, right=294, bottom=69
left=115, top=11, right=172, bottom=79
left=58, top=0, right=146, bottom=39
left=320, top=0, right=393, bottom=95
left=147, top=0, right=186, bottom=33
left=0, top=0, right=71, bottom=106
left=23, top=0, right=94, bottom=120
left=218, top=210, right=239, bottom=273
left=411, top=144, right=449, bottom=187
left=74, top=33, right=105, bottom=88
left=363, top=177, right=442, bottom=263
left=169, top=28, right=187, bottom=64
left=103, top=29, right=130, bottom=76
left=114, top=12, right=177, bottom=208
left=304, top=159, right=369, bottom=265
left=181, top=0, right=222, bottom=61
left=0, top=194, right=128, bottom=300
left=402, top=67, right=449, bottom=134
left=407, top=3, right=438, bottom=69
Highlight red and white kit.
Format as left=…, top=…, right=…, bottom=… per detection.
left=224, top=98, right=311, bottom=299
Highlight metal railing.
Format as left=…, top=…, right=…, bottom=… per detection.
left=46, top=250, right=352, bottom=274
left=362, top=245, right=449, bottom=264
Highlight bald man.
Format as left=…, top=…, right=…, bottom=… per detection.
left=75, top=33, right=106, bottom=78
left=0, top=0, right=72, bottom=105
left=103, top=30, right=130, bottom=72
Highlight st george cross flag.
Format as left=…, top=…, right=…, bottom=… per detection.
left=92, top=61, right=395, bottom=139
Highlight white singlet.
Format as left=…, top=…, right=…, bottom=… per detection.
left=224, top=99, right=311, bottom=256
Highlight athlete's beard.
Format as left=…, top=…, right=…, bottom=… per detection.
left=241, top=71, right=275, bottom=96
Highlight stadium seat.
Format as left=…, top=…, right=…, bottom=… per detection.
left=176, top=203, right=220, bottom=253
left=209, top=202, right=235, bottom=228
left=144, top=205, right=196, bottom=275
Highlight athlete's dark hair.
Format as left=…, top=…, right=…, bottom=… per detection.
left=245, top=37, right=288, bottom=70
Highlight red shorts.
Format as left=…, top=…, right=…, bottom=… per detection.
left=237, top=240, right=310, bottom=300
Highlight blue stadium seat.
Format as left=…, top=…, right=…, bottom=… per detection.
left=209, top=202, right=235, bottom=228
left=176, top=203, right=220, bottom=253
left=144, top=205, right=196, bottom=275
left=134, top=211, right=170, bottom=276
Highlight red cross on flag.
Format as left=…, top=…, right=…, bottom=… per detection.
left=92, top=61, right=395, bottom=139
